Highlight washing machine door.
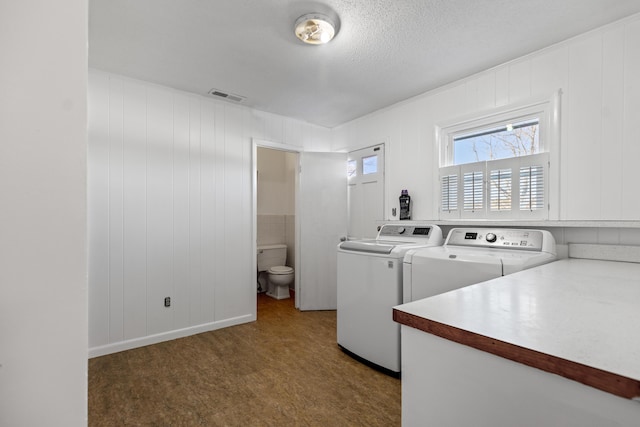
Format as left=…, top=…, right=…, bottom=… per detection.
left=407, top=247, right=504, bottom=302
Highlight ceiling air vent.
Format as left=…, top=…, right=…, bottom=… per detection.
left=207, top=88, right=246, bottom=103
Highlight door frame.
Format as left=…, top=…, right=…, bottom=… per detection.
left=252, top=139, right=302, bottom=308
left=347, top=141, right=388, bottom=237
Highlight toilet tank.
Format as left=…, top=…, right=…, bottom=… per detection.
left=257, top=244, right=287, bottom=272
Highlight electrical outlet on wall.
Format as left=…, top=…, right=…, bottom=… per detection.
left=164, top=297, right=171, bottom=307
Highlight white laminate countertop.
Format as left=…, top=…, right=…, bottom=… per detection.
left=394, top=258, right=640, bottom=398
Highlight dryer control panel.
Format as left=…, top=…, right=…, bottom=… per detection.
left=446, top=228, right=547, bottom=251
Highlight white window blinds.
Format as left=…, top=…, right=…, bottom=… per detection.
left=463, top=171, right=484, bottom=212
left=440, top=170, right=458, bottom=214
left=439, top=153, right=549, bottom=220
left=519, top=164, right=545, bottom=211
left=490, top=168, right=512, bottom=211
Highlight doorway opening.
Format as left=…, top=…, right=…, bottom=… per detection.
left=252, top=139, right=348, bottom=313
left=254, top=144, right=300, bottom=310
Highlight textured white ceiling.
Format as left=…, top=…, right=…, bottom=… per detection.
left=89, top=0, right=640, bottom=128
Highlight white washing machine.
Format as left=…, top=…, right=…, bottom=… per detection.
left=337, top=223, right=444, bottom=376
left=403, top=228, right=557, bottom=304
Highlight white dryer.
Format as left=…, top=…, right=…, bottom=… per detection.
left=337, top=223, right=444, bottom=376
left=403, top=228, right=557, bottom=304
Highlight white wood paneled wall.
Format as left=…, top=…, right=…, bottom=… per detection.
left=332, top=14, right=640, bottom=223
left=88, top=70, right=331, bottom=356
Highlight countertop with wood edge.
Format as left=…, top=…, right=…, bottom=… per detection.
left=393, top=258, right=640, bottom=400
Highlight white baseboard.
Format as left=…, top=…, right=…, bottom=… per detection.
left=88, top=313, right=255, bottom=358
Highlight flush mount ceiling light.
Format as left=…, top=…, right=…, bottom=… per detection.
left=294, top=13, right=337, bottom=45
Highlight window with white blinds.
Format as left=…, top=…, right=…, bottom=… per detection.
left=439, top=153, right=549, bottom=220
left=436, top=91, right=561, bottom=221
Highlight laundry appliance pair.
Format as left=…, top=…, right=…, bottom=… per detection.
left=337, top=225, right=557, bottom=375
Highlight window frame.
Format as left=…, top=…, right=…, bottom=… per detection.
left=435, top=90, right=561, bottom=221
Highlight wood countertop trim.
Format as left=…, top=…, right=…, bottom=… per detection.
left=393, top=308, right=640, bottom=400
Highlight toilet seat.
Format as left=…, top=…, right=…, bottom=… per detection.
left=268, top=266, right=293, bottom=275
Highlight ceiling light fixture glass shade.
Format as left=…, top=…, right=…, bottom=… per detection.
left=294, top=13, right=336, bottom=45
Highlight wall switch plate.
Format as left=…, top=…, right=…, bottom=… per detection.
left=164, top=297, right=171, bottom=307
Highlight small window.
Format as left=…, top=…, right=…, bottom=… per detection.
left=347, top=160, right=357, bottom=178
left=436, top=91, right=560, bottom=220
left=362, top=155, right=378, bottom=175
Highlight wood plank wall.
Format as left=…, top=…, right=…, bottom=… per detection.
left=88, top=70, right=331, bottom=356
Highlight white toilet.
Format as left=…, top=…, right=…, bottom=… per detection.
left=257, top=244, right=294, bottom=299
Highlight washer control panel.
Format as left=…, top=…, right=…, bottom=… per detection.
left=378, top=224, right=432, bottom=238
left=447, top=228, right=545, bottom=251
